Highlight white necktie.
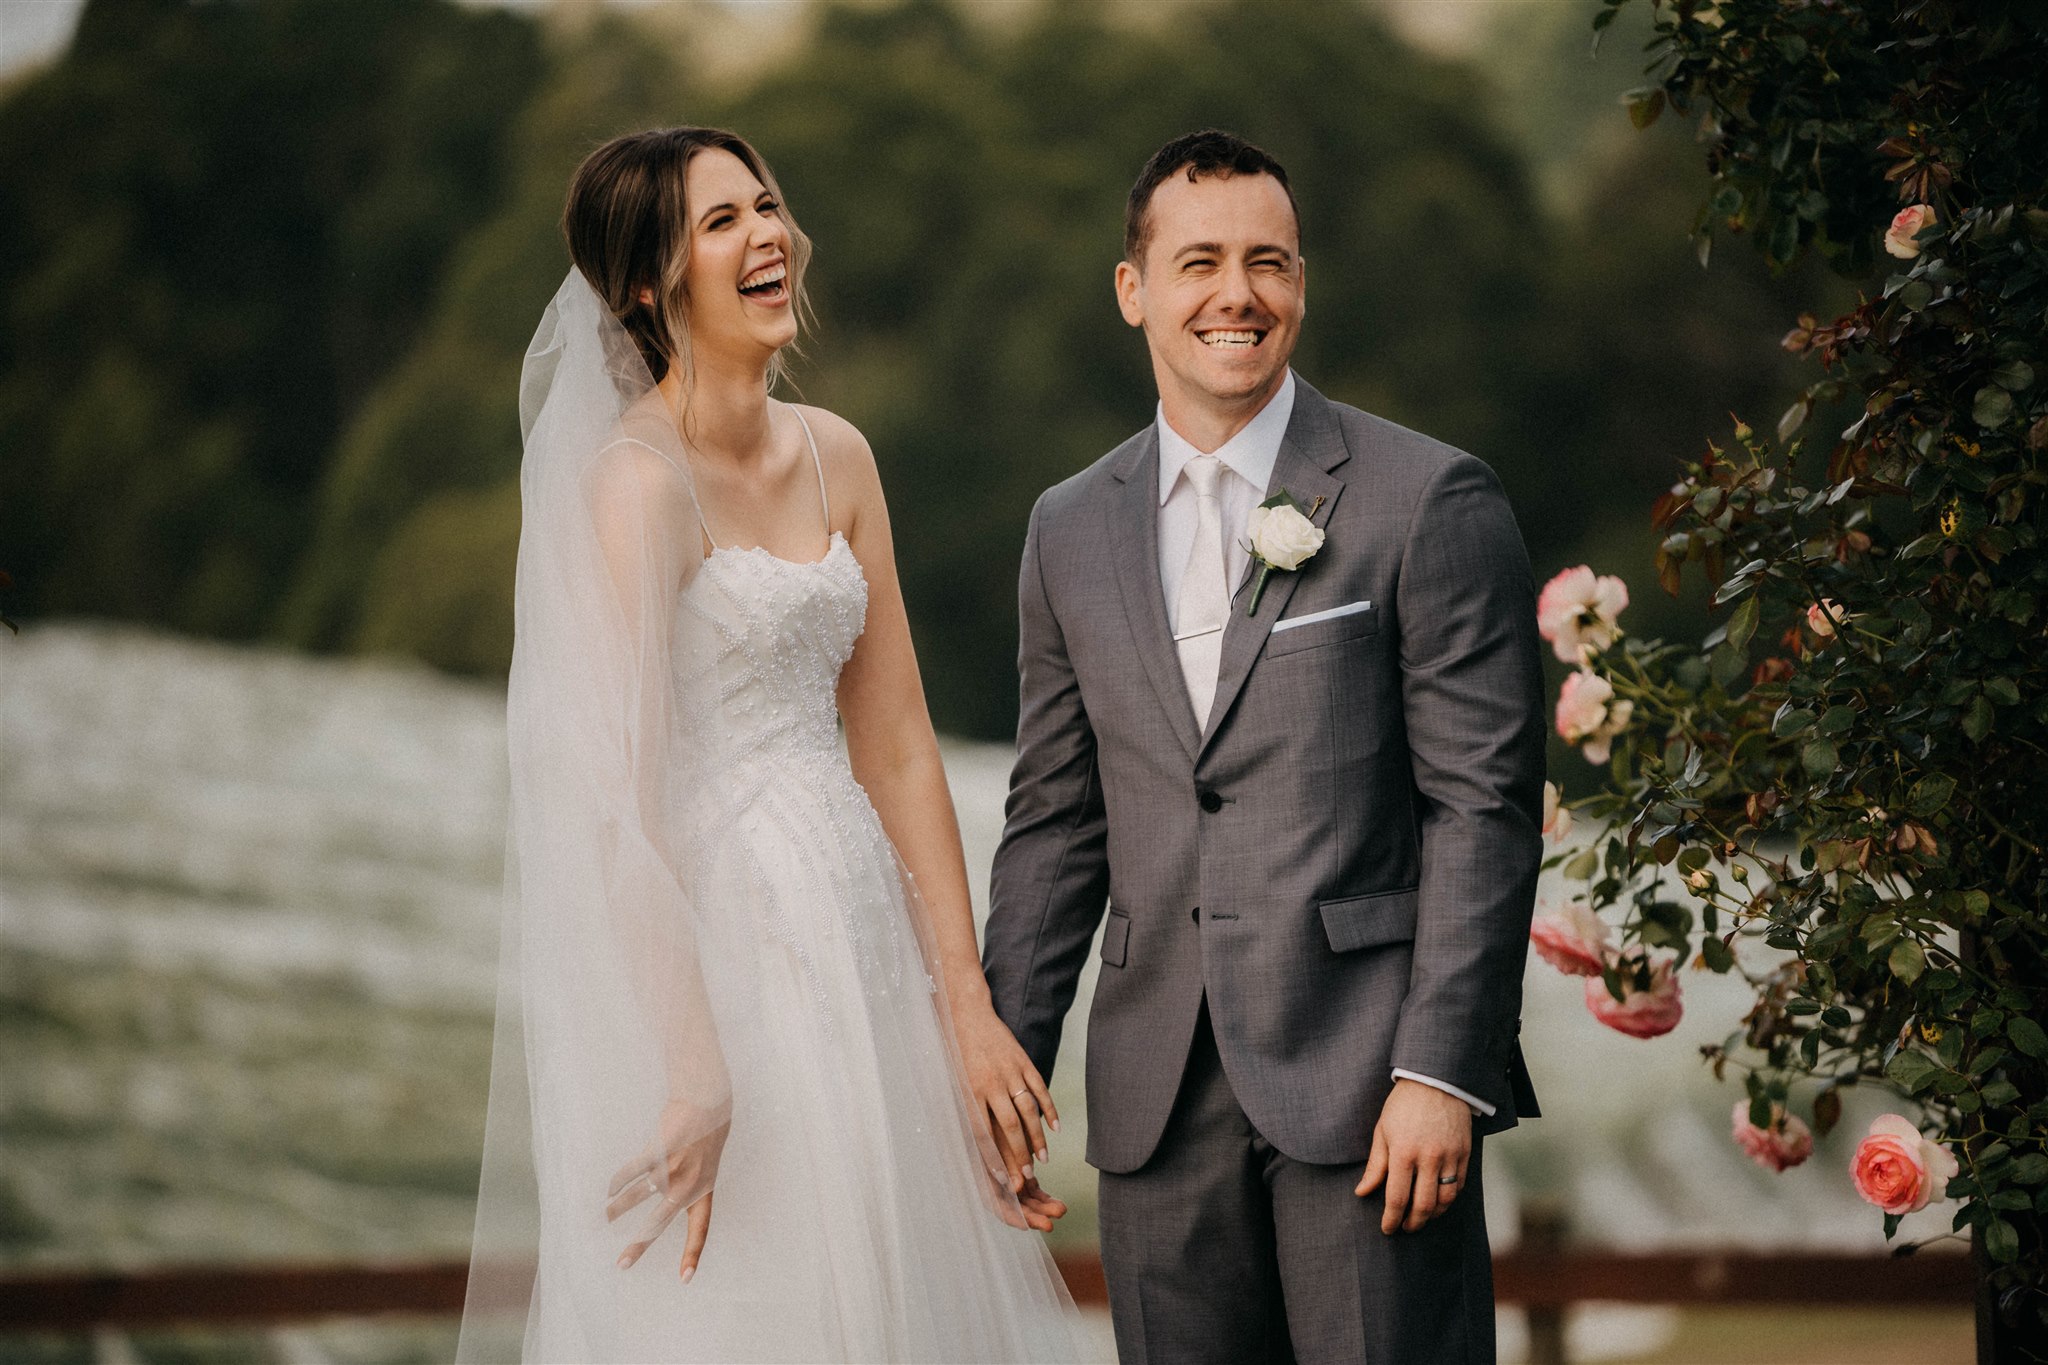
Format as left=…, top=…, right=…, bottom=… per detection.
left=1173, top=454, right=1229, bottom=727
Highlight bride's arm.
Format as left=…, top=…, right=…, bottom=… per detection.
left=804, top=407, right=1064, bottom=1224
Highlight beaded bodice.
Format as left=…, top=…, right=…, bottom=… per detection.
left=673, top=531, right=868, bottom=778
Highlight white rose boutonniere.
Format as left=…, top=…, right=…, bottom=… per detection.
left=1243, top=491, right=1326, bottom=615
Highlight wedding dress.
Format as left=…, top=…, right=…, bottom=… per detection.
left=457, top=270, right=1086, bottom=1363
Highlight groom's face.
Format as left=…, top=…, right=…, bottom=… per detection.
left=1116, top=170, right=1304, bottom=414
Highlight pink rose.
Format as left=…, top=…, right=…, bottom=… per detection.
left=1731, top=1100, right=1814, bottom=1173
left=1850, top=1113, right=1958, bottom=1215
left=1537, top=566, right=1630, bottom=663
left=1583, top=947, right=1683, bottom=1038
left=1542, top=781, right=1573, bottom=842
left=1883, top=204, right=1938, bottom=260
left=1555, top=670, right=1634, bottom=764
left=1805, top=599, right=1848, bottom=639
left=1530, top=902, right=1610, bottom=977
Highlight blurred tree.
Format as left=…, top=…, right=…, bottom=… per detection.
left=280, top=14, right=697, bottom=672
left=0, top=0, right=1849, bottom=749
left=719, top=0, right=1568, bottom=736
left=0, top=0, right=543, bottom=638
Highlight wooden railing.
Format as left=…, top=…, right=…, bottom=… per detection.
left=0, top=1246, right=1975, bottom=1333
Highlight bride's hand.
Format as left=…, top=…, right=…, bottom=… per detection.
left=950, top=1004, right=1059, bottom=1194
left=606, top=1102, right=727, bottom=1280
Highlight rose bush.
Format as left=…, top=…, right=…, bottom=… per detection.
left=1547, top=0, right=2047, bottom=1341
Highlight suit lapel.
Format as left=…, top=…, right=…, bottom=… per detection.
left=1198, top=383, right=1351, bottom=754
left=1110, top=429, right=1201, bottom=761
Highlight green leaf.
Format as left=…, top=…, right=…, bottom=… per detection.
left=1983, top=1080, right=2021, bottom=1108
left=1974, top=386, right=2015, bottom=429
left=1963, top=695, right=1995, bottom=743
left=1986, top=677, right=2022, bottom=706
left=1623, top=87, right=1665, bottom=130
left=1773, top=706, right=1817, bottom=738
left=1890, top=938, right=1927, bottom=983
left=2012, top=1154, right=2048, bottom=1186
left=2009, top=1016, right=2048, bottom=1059
left=1708, top=640, right=1747, bottom=689
left=1990, top=360, right=2035, bottom=392
left=1727, top=596, right=1760, bottom=650
left=1768, top=213, right=1800, bottom=264
left=1818, top=705, right=1856, bottom=736
left=1886, top=1050, right=1940, bottom=1094
left=1561, top=847, right=1599, bottom=881
left=1802, top=737, right=1840, bottom=778
left=1986, top=1217, right=2020, bottom=1264
left=1906, top=774, right=1956, bottom=817
left=1700, top=935, right=1735, bottom=973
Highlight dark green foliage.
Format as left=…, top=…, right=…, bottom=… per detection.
left=0, top=0, right=545, bottom=640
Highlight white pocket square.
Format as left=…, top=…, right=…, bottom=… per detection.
left=1270, top=599, right=1374, bottom=633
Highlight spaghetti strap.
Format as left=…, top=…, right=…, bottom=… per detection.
left=615, top=433, right=721, bottom=553
left=787, top=405, right=830, bottom=533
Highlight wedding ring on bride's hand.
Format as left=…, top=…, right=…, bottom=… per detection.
left=1010, top=1086, right=1030, bottom=1099
left=1437, top=1174, right=1460, bottom=1185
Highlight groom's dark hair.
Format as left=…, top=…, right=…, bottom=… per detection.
left=1124, top=129, right=1297, bottom=267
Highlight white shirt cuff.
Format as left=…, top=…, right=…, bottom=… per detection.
left=1391, top=1068, right=1497, bottom=1117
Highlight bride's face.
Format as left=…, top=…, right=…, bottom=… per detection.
left=678, top=148, right=798, bottom=365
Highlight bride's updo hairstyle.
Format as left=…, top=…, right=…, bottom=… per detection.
left=562, top=126, right=814, bottom=389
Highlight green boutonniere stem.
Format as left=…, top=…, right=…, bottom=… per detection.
left=1248, top=564, right=1275, bottom=616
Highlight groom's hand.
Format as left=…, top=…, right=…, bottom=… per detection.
left=1354, top=1078, right=1473, bottom=1234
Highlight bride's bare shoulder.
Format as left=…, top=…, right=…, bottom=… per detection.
left=785, top=402, right=883, bottom=504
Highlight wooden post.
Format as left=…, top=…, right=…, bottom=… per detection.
left=1521, top=1196, right=1568, bottom=1365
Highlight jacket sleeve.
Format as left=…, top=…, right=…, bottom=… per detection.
left=982, top=492, right=1112, bottom=1082
left=1388, top=453, right=1547, bottom=1111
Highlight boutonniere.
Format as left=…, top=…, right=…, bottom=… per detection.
left=1242, top=491, right=1326, bottom=615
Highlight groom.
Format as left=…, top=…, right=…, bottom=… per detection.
left=984, top=130, right=1546, bottom=1363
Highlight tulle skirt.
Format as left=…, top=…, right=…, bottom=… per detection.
left=523, top=759, right=1088, bottom=1363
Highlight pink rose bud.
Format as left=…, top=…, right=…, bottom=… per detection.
left=1542, top=781, right=1574, bottom=842
left=1583, top=947, right=1683, bottom=1038
left=1883, top=204, right=1938, bottom=260
left=1530, top=902, right=1610, bottom=977
left=1806, top=599, right=1848, bottom=639
left=1555, top=669, right=1634, bottom=765
left=1537, top=565, right=1630, bottom=663
left=1850, top=1113, right=1957, bottom=1215
left=1731, top=1100, right=1814, bottom=1173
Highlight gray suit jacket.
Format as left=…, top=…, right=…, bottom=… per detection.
left=984, top=378, right=1545, bottom=1175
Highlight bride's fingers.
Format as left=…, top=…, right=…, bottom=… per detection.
left=607, top=1150, right=654, bottom=1200
left=678, top=1192, right=712, bottom=1284
left=1008, top=1081, right=1049, bottom=1165
left=605, top=1177, right=658, bottom=1224
left=984, top=1092, right=1033, bottom=1185
left=1022, top=1064, right=1059, bottom=1134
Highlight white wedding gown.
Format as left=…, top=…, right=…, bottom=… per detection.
left=519, top=421, right=1087, bottom=1363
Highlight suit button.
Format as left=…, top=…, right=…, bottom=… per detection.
left=1198, top=790, right=1223, bottom=813
left=1191, top=905, right=1201, bottom=923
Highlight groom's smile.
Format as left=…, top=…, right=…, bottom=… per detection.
left=1116, top=165, right=1305, bottom=447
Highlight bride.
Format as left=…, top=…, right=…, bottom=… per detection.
left=456, top=127, right=1087, bottom=1363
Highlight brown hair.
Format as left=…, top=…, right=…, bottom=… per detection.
left=1124, top=129, right=1298, bottom=267
left=563, top=126, right=814, bottom=389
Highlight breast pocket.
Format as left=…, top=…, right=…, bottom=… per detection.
left=1264, top=600, right=1379, bottom=659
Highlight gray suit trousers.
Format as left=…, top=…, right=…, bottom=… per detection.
left=1099, top=998, right=1495, bottom=1365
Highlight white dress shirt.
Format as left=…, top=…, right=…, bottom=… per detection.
left=1157, top=371, right=1295, bottom=617
left=1153, top=369, right=1495, bottom=1120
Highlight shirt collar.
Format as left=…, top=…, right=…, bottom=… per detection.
left=1156, top=369, right=1297, bottom=506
